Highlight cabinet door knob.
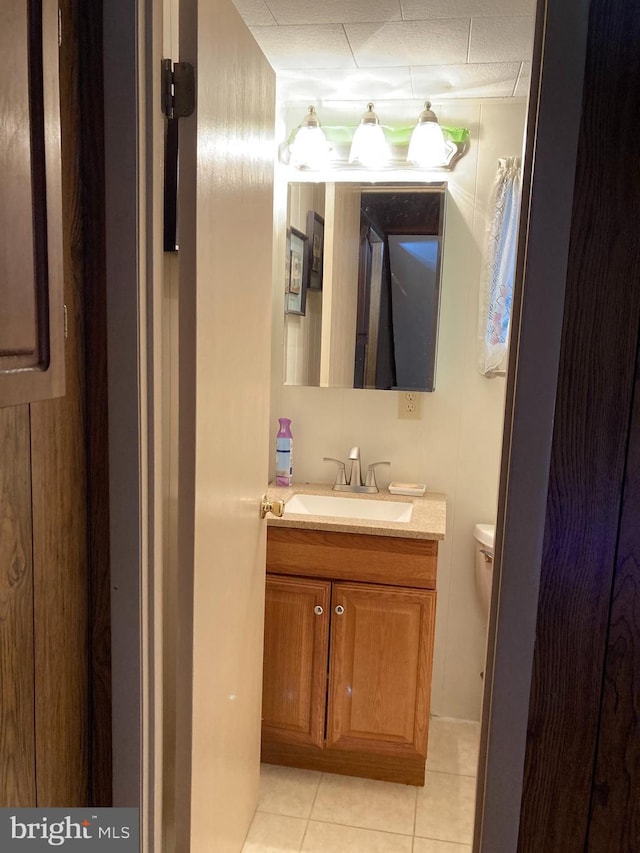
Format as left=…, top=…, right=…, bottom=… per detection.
left=314, top=605, right=324, bottom=616
left=335, top=605, right=345, bottom=615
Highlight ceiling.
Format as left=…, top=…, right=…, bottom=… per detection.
left=231, top=0, right=536, bottom=105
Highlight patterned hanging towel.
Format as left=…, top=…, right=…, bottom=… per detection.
left=478, top=157, right=522, bottom=376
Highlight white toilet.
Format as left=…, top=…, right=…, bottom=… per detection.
left=473, top=523, right=496, bottom=619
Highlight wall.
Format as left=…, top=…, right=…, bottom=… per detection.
left=284, top=183, right=324, bottom=385
left=270, top=99, right=527, bottom=720
left=322, top=183, right=361, bottom=386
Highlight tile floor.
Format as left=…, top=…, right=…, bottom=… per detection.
left=242, top=717, right=480, bottom=852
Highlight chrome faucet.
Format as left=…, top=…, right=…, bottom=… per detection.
left=323, top=447, right=390, bottom=493
left=348, top=446, right=362, bottom=489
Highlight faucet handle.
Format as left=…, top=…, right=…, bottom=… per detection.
left=323, top=457, right=348, bottom=486
left=365, top=461, right=391, bottom=489
left=348, top=446, right=360, bottom=460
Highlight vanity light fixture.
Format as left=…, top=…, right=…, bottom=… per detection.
left=283, top=103, right=470, bottom=172
left=348, top=102, right=390, bottom=169
left=288, top=105, right=330, bottom=170
left=407, top=101, right=448, bottom=168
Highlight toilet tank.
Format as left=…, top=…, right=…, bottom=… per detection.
left=474, top=523, right=495, bottom=619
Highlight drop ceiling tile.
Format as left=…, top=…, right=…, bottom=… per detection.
left=514, top=60, right=532, bottom=97
left=401, top=0, right=535, bottom=19
left=411, top=62, right=520, bottom=99
left=249, top=24, right=357, bottom=69
left=265, top=0, right=402, bottom=25
left=232, top=0, right=276, bottom=26
left=277, top=67, right=414, bottom=102
left=468, top=16, right=535, bottom=63
left=345, top=19, right=470, bottom=68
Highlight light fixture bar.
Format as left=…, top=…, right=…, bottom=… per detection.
left=284, top=102, right=470, bottom=171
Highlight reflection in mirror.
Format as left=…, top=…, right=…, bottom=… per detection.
left=283, top=183, right=446, bottom=391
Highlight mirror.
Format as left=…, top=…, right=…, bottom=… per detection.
left=283, top=182, right=446, bottom=392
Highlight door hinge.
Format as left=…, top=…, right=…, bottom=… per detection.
left=161, top=59, right=195, bottom=120
left=58, top=8, right=62, bottom=47
left=162, top=59, right=195, bottom=252
left=63, top=304, right=68, bottom=340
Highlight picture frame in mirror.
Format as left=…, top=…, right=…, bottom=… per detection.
left=305, top=210, right=324, bottom=291
left=285, top=226, right=307, bottom=315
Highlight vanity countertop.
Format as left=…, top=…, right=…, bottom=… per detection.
left=266, top=482, right=446, bottom=541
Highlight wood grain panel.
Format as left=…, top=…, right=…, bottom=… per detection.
left=327, top=583, right=434, bottom=759
left=262, top=576, right=330, bottom=748
left=0, top=1, right=38, bottom=357
left=76, top=0, right=112, bottom=807
left=267, top=527, right=437, bottom=589
left=29, top=0, right=90, bottom=806
left=261, top=738, right=426, bottom=786
left=586, top=339, right=640, bottom=850
left=518, top=0, right=640, bottom=847
left=0, top=405, right=36, bottom=806
left=30, top=256, right=90, bottom=803
left=0, top=0, right=65, bottom=407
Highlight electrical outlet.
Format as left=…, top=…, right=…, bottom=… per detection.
left=398, top=391, right=423, bottom=420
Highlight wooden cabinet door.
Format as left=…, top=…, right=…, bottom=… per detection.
left=327, top=582, right=436, bottom=759
left=262, top=575, right=331, bottom=748
left=0, top=0, right=64, bottom=407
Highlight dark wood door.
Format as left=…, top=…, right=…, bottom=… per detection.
left=262, top=575, right=331, bottom=748
left=0, top=405, right=36, bottom=804
left=0, top=0, right=65, bottom=407
left=327, top=582, right=435, bottom=759
left=0, top=1, right=110, bottom=807
left=585, top=337, right=640, bottom=851
left=516, top=0, right=640, bottom=848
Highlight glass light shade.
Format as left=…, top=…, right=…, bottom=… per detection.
left=288, top=106, right=330, bottom=170
left=289, top=125, right=330, bottom=170
left=349, top=103, right=390, bottom=169
left=407, top=101, right=448, bottom=167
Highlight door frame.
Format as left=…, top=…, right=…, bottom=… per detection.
left=103, top=0, right=144, bottom=816
left=475, top=0, right=591, bottom=847
left=101, top=0, right=590, bottom=850
left=103, top=0, right=165, bottom=848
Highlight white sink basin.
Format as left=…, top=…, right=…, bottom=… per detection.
left=284, top=493, right=413, bottom=523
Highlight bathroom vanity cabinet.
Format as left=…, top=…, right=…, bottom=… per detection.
left=261, top=526, right=438, bottom=785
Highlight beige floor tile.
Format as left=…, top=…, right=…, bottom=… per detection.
left=301, top=821, right=413, bottom=852
left=257, top=763, right=322, bottom=818
left=426, top=718, right=481, bottom=777
left=413, top=838, right=472, bottom=853
left=310, top=773, right=416, bottom=835
left=242, top=812, right=307, bottom=853
left=415, top=771, right=476, bottom=845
